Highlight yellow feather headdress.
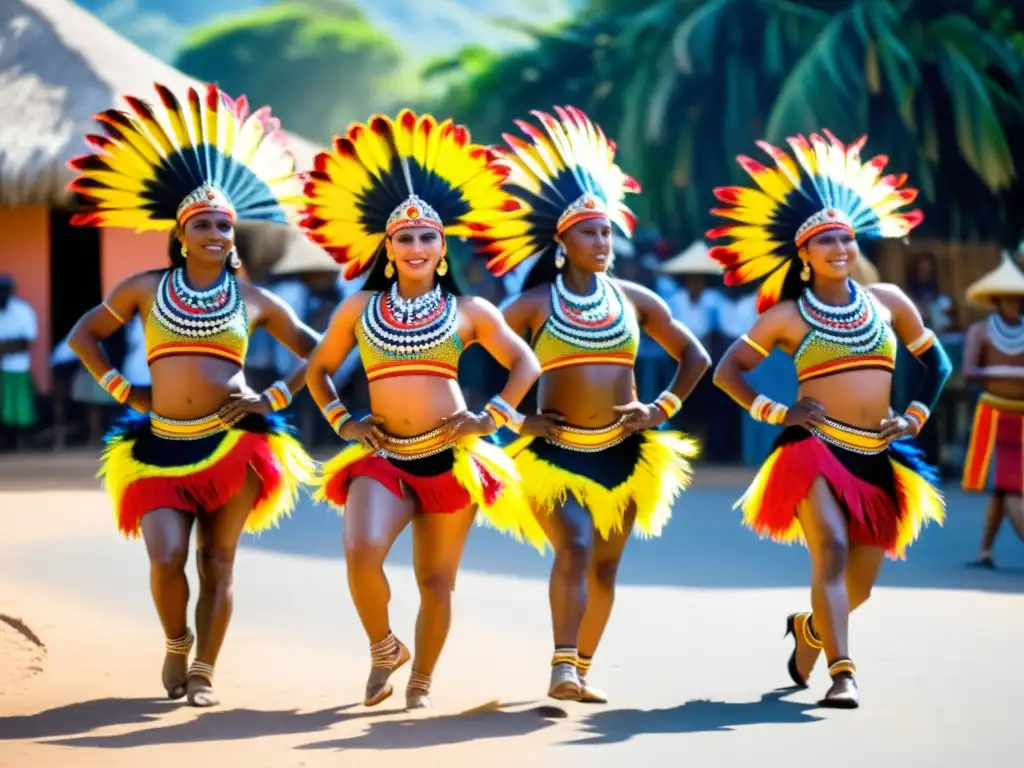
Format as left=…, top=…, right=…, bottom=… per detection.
left=481, top=106, right=641, bottom=277
left=299, top=109, right=523, bottom=280
left=68, top=82, right=303, bottom=231
left=707, top=130, right=923, bottom=313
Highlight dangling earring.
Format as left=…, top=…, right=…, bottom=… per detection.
left=436, top=257, right=448, bottom=277
left=800, top=260, right=811, bottom=282
left=384, top=257, right=395, bottom=279
left=228, top=248, right=241, bottom=270
left=180, top=243, right=188, bottom=259
left=554, top=244, right=566, bottom=269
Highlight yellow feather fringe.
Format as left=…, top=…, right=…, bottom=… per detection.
left=507, top=430, right=699, bottom=543
left=98, top=427, right=315, bottom=538
left=312, top=437, right=547, bottom=554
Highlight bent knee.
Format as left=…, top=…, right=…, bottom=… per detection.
left=555, top=538, right=592, bottom=579
left=810, top=536, right=849, bottom=581
left=591, top=557, right=621, bottom=590
left=417, top=571, right=457, bottom=602
left=197, top=546, right=237, bottom=583
left=345, top=542, right=389, bottom=573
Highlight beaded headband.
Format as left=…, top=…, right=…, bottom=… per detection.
left=556, top=192, right=609, bottom=235
left=176, top=183, right=237, bottom=226
left=794, top=207, right=854, bottom=248
left=386, top=194, right=443, bottom=237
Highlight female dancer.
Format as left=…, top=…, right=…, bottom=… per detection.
left=66, top=83, right=318, bottom=707
left=962, top=254, right=1024, bottom=565
left=709, top=131, right=951, bottom=708
left=481, top=106, right=710, bottom=703
left=300, top=110, right=544, bottom=710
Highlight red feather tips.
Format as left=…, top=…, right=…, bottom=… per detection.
left=756, top=286, right=782, bottom=315
left=83, top=134, right=113, bottom=150
left=464, top=222, right=491, bottom=233
left=452, top=126, right=468, bottom=147
left=347, top=123, right=365, bottom=142
left=866, top=155, right=888, bottom=172
left=623, top=175, right=641, bottom=193
left=123, top=96, right=155, bottom=121
left=713, top=187, right=746, bottom=204
left=820, top=128, right=844, bottom=150
left=897, top=210, right=925, bottom=229
left=369, top=116, right=391, bottom=138
left=737, top=155, right=768, bottom=176
left=204, top=84, right=220, bottom=111
left=705, top=225, right=736, bottom=240
left=707, top=246, right=742, bottom=267
left=500, top=199, right=522, bottom=212
left=154, top=83, right=179, bottom=110
left=399, top=110, right=417, bottom=131
left=69, top=212, right=104, bottom=227
left=895, top=188, right=919, bottom=203
left=68, top=155, right=110, bottom=172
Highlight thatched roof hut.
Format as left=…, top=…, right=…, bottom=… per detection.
left=0, top=0, right=321, bottom=206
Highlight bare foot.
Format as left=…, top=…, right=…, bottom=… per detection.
left=364, top=640, right=410, bottom=707
left=162, top=651, right=188, bottom=700
left=186, top=675, right=219, bottom=707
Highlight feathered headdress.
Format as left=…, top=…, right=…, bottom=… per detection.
left=299, top=109, right=523, bottom=280
left=481, top=106, right=641, bottom=277
left=707, top=130, right=923, bottom=313
left=67, top=83, right=302, bottom=232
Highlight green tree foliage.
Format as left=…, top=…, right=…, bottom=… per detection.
left=174, top=2, right=404, bottom=144
left=429, top=0, right=1024, bottom=245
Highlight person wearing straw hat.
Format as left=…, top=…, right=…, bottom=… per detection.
left=961, top=252, right=1024, bottom=567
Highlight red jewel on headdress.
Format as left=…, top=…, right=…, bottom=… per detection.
left=584, top=198, right=596, bottom=209
left=407, top=206, right=420, bottom=219
left=827, top=209, right=836, bottom=217
left=207, top=191, right=216, bottom=200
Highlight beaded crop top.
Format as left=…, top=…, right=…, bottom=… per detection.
left=532, top=274, right=641, bottom=373
left=145, top=268, right=249, bottom=367
left=355, top=283, right=463, bottom=382
left=793, top=281, right=896, bottom=384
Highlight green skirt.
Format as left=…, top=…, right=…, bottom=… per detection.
left=0, top=371, right=38, bottom=428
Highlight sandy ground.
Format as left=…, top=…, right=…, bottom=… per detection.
left=1, top=452, right=1023, bottom=767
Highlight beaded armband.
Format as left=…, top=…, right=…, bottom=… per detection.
left=903, top=400, right=930, bottom=435
left=749, top=394, right=788, bottom=425
left=654, top=391, right=682, bottom=419
left=99, top=369, right=132, bottom=404
left=322, top=399, right=352, bottom=435
left=263, top=380, right=292, bottom=412
left=740, top=334, right=769, bottom=358
left=906, top=330, right=935, bottom=357
left=484, top=394, right=524, bottom=432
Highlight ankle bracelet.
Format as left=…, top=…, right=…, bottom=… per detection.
left=370, top=632, right=400, bottom=668
left=551, top=647, right=578, bottom=667
left=407, top=670, right=432, bottom=694
left=802, top=614, right=823, bottom=650
left=828, top=658, right=856, bottom=678
left=188, top=660, right=215, bottom=683
left=165, top=628, right=194, bottom=655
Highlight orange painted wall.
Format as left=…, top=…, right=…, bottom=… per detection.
left=0, top=206, right=51, bottom=393
left=101, top=229, right=170, bottom=295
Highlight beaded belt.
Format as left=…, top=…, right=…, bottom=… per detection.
left=808, top=418, right=888, bottom=455
left=978, top=392, right=1024, bottom=413
left=150, top=412, right=232, bottom=441
left=376, top=425, right=454, bottom=461
left=545, top=417, right=630, bottom=453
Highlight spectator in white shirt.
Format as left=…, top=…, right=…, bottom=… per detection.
left=0, top=275, right=39, bottom=448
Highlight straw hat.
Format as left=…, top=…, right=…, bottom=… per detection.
left=965, top=252, right=1024, bottom=309
left=657, top=241, right=723, bottom=275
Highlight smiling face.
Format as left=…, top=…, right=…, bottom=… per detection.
left=387, top=226, right=444, bottom=280
left=561, top=216, right=613, bottom=273
left=178, top=211, right=235, bottom=267
left=801, top=229, right=859, bottom=282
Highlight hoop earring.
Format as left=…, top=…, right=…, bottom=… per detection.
left=436, top=257, right=448, bottom=277
left=800, top=260, right=811, bottom=282
left=384, top=258, right=395, bottom=279
left=554, top=244, right=566, bottom=269
left=180, top=244, right=188, bottom=259
left=228, top=249, right=241, bottom=270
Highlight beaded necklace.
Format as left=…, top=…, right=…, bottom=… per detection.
left=360, top=285, right=458, bottom=356
left=797, top=281, right=885, bottom=354
left=151, top=267, right=245, bottom=338
left=548, top=274, right=633, bottom=350
left=987, top=313, right=1024, bottom=356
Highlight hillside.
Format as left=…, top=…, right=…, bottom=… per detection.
left=73, top=0, right=576, bottom=62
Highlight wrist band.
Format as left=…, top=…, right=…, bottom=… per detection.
left=322, top=399, right=352, bottom=435
left=263, top=380, right=292, bottom=412
left=654, top=391, right=682, bottom=419
left=903, top=400, right=930, bottom=435
left=99, top=369, right=132, bottom=404
left=906, top=330, right=935, bottom=357
left=483, top=394, right=523, bottom=431
left=749, top=394, right=788, bottom=425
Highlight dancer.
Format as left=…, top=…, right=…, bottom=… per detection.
left=962, top=253, right=1024, bottom=566
left=301, top=110, right=544, bottom=710
left=709, top=131, right=951, bottom=708
left=66, top=83, right=319, bottom=707
left=482, top=106, right=710, bottom=703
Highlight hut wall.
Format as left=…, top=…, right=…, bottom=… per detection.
left=101, top=230, right=169, bottom=294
